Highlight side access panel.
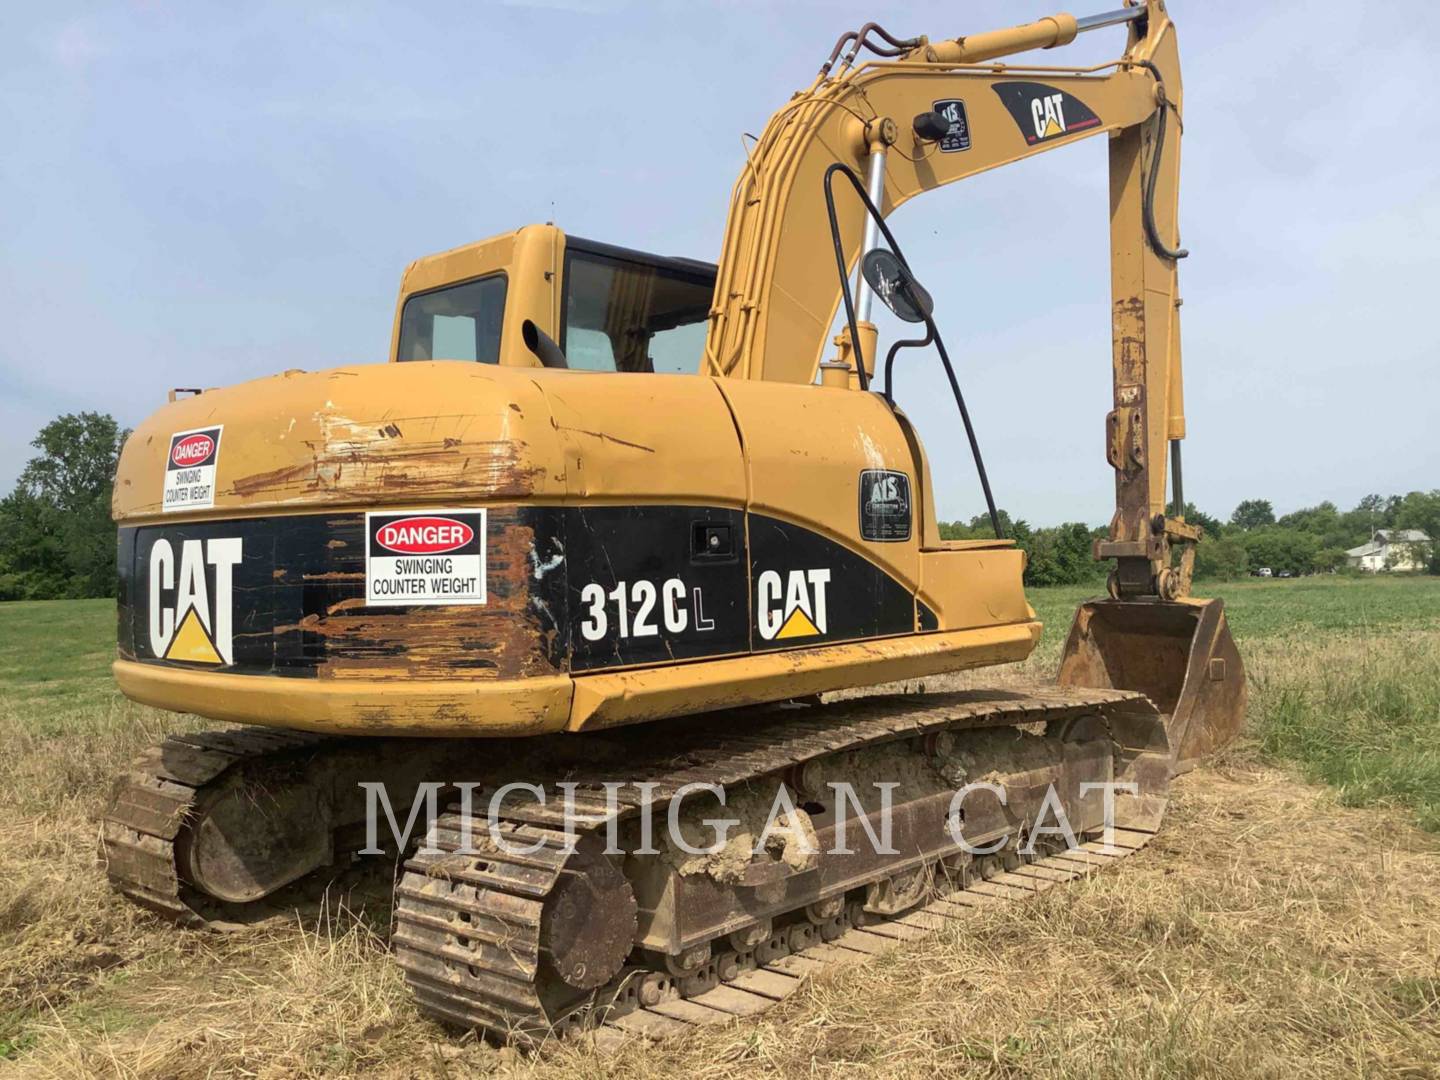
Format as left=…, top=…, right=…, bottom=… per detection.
left=716, top=378, right=923, bottom=640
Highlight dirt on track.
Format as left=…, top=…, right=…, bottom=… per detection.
left=4, top=750, right=1438, bottom=1079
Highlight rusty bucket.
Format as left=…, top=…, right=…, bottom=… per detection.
left=1057, top=597, right=1246, bottom=775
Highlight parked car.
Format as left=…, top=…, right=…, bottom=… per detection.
left=1277, top=569, right=1295, bottom=578
left=1253, top=567, right=1273, bottom=578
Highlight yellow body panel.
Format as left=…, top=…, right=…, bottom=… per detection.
left=715, top=378, right=922, bottom=592
left=115, top=660, right=573, bottom=736
left=544, top=372, right=745, bottom=507
left=114, top=620, right=1037, bottom=737
left=117, top=364, right=563, bottom=519
left=114, top=364, right=748, bottom=522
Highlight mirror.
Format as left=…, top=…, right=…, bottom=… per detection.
left=862, top=248, right=934, bottom=324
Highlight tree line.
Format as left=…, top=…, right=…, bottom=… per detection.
left=0, top=411, right=1436, bottom=600
left=943, top=492, right=1440, bottom=586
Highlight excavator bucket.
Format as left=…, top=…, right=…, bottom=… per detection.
left=1057, top=597, right=1246, bottom=775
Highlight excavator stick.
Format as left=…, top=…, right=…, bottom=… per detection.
left=1057, top=598, right=1246, bottom=775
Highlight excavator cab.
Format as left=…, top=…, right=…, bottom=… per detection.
left=389, top=227, right=716, bottom=375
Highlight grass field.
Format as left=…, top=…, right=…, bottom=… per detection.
left=1022, top=577, right=1440, bottom=830
left=1, top=576, right=1438, bottom=1076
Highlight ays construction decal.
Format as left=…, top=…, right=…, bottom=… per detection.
left=365, top=509, right=487, bottom=606
left=859, top=469, right=912, bottom=543
left=931, top=99, right=972, bottom=153
left=162, top=425, right=222, bottom=512
left=147, top=536, right=242, bottom=664
left=993, top=81, right=1101, bottom=145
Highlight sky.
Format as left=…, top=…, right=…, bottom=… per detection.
left=2, top=0, right=1437, bottom=526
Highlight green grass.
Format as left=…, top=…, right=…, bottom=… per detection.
left=1024, top=575, right=1440, bottom=830
left=1026, top=574, right=1440, bottom=647
left=1251, top=635, right=1440, bottom=830
left=0, top=598, right=117, bottom=710
left=1198, top=575, right=1440, bottom=639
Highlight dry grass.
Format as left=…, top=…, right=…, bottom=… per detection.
left=1, top=582, right=1438, bottom=1077
left=8, top=758, right=1437, bottom=1079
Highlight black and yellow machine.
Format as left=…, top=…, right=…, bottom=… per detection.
left=103, top=2, right=1245, bottom=1040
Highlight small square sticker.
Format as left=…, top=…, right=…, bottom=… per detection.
left=162, top=425, right=222, bottom=512
left=859, top=470, right=912, bottom=542
left=932, top=99, right=972, bottom=153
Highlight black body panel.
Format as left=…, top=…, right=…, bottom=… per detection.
left=117, top=504, right=920, bottom=678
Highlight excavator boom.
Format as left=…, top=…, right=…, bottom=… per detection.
left=702, top=0, right=1243, bottom=766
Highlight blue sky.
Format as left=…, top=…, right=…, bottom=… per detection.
left=2, top=1, right=1437, bottom=525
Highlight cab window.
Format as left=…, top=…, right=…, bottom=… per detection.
left=397, top=274, right=507, bottom=363
left=561, top=249, right=712, bottom=373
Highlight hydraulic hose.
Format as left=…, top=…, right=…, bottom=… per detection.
left=822, top=162, right=1003, bottom=538
left=1137, top=60, right=1188, bottom=261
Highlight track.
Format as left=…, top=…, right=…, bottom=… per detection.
left=100, top=686, right=1168, bottom=1042
left=586, top=823, right=1156, bottom=1047
left=100, top=728, right=339, bottom=928
left=391, top=685, right=1169, bottom=1042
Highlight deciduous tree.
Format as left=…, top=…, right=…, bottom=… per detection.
left=0, top=412, right=128, bottom=600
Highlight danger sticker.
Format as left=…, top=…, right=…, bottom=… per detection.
left=162, top=425, right=223, bottom=513
left=365, top=509, right=487, bottom=606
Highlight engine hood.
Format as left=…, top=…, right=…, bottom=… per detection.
left=113, top=361, right=746, bottom=523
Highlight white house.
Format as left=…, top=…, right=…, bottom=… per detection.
left=1345, top=528, right=1432, bottom=572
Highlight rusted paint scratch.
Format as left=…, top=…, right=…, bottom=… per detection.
left=273, top=512, right=554, bottom=682
left=227, top=421, right=541, bottom=502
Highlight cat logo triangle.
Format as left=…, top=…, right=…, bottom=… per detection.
left=163, top=607, right=223, bottom=665
left=776, top=607, right=820, bottom=639
left=1042, top=116, right=1063, bottom=138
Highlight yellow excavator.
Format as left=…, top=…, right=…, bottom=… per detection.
left=103, top=0, right=1244, bottom=1040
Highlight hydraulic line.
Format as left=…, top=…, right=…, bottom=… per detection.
left=823, top=163, right=1003, bottom=539
left=1136, top=59, right=1188, bottom=261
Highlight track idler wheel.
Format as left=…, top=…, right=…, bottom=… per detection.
left=540, top=835, right=637, bottom=991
